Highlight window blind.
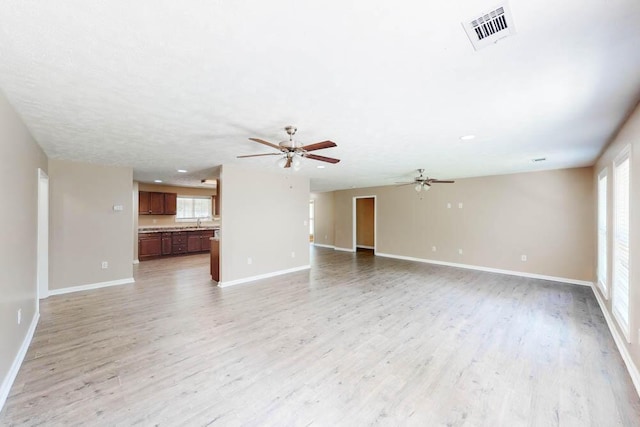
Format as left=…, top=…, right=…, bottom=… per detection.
left=597, top=171, right=607, bottom=292
left=612, top=154, right=630, bottom=338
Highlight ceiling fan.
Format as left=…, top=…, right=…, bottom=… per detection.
left=238, top=125, right=340, bottom=170
left=397, top=169, right=455, bottom=192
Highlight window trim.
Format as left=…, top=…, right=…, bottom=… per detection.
left=596, top=167, right=608, bottom=298
left=175, top=195, right=213, bottom=222
left=611, top=145, right=631, bottom=342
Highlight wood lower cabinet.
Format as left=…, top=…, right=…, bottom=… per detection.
left=187, top=233, right=202, bottom=252
left=139, top=233, right=162, bottom=260
left=210, top=237, right=219, bottom=282
left=172, top=232, right=188, bottom=255
left=201, top=230, right=214, bottom=251
left=139, top=229, right=217, bottom=261
left=161, top=233, right=172, bottom=255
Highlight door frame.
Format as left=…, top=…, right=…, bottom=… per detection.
left=37, top=168, right=49, bottom=303
left=352, top=195, right=377, bottom=253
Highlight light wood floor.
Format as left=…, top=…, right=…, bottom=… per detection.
left=2, top=248, right=640, bottom=426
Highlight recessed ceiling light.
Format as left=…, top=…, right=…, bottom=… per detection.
left=154, top=179, right=162, bottom=183
left=532, top=157, right=546, bottom=163
left=460, top=135, right=476, bottom=140
left=177, top=169, right=187, bottom=173
left=317, top=165, right=325, bottom=169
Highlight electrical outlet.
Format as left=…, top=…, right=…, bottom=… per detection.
left=291, top=251, right=296, bottom=258
left=432, top=246, right=437, bottom=252
left=521, top=255, right=527, bottom=262
left=101, top=261, right=108, bottom=269
left=447, top=203, right=452, bottom=209
left=458, top=249, right=463, bottom=255
left=458, top=202, right=463, bottom=209
left=247, top=257, right=252, bottom=265
left=303, top=220, right=307, bottom=226
left=17, top=309, right=21, bottom=325
left=152, top=219, right=157, bottom=224
left=113, top=205, right=124, bottom=211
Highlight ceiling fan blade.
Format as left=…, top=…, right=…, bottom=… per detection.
left=431, top=180, right=455, bottom=183
left=285, top=157, right=292, bottom=168
left=304, top=153, right=340, bottom=164
left=395, top=182, right=415, bottom=186
left=300, top=140, right=337, bottom=152
left=248, top=138, right=283, bottom=151
left=237, top=153, right=281, bottom=158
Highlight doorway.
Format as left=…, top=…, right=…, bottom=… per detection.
left=37, top=168, right=49, bottom=302
left=352, top=196, right=376, bottom=252
left=309, top=200, right=315, bottom=243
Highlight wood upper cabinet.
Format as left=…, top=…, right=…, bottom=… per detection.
left=139, top=191, right=178, bottom=215
left=149, top=192, right=165, bottom=214
left=164, top=193, right=177, bottom=215
left=139, top=191, right=151, bottom=214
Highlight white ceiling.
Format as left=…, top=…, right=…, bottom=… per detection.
left=1, top=0, right=639, bottom=192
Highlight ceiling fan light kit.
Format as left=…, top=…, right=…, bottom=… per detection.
left=238, top=125, right=340, bottom=169
left=397, top=169, right=455, bottom=194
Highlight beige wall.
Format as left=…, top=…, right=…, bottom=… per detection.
left=137, top=182, right=217, bottom=227
left=220, top=164, right=310, bottom=283
left=356, top=197, right=375, bottom=247
left=49, top=160, right=134, bottom=290
left=325, top=167, right=594, bottom=281
left=0, top=90, right=47, bottom=402
left=311, top=192, right=335, bottom=246
left=593, top=100, right=640, bottom=373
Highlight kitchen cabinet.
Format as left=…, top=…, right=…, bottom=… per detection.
left=172, top=232, right=188, bottom=255
left=161, top=233, right=172, bottom=255
left=139, top=233, right=161, bottom=260
left=210, top=237, right=219, bottom=282
left=164, top=193, right=177, bottom=215
left=187, top=232, right=202, bottom=252
left=138, top=191, right=178, bottom=215
left=186, top=230, right=215, bottom=252
left=139, top=229, right=218, bottom=261
left=201, top=230, right=214, bottom=251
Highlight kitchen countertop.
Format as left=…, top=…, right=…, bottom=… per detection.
left=138, top=226, right=220, bottom=233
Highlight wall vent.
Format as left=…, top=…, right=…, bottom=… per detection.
left=462, top=3, right=516, bottom=51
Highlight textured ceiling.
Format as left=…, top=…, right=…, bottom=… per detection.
left=1, top=0, right=639, bottom=191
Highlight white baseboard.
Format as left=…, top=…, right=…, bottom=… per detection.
left=0, top=310, right=39, bottom=412
left=591, top=284, right=640, bottom=397
left=375, top=252, right=592, bottom=287
left=334, top=247, right=356, bottom=253
left=218, top=265, right=311, bottom=288
left=313, top=243, right=336, bottom=249
left=48, top=277, right=135, bottom=296
left=133, top=259, right=140, bottom=265
left=356, top=245, right=375, bottom=250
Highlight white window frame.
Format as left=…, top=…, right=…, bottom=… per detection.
left=175, top=195, right=213, bottom=222
left=612, top=146, right=631, bottom=342
left=596, top=168, right=608, bottom=298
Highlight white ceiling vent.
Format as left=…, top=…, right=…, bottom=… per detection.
left=462, top=3, right=516, bottom=51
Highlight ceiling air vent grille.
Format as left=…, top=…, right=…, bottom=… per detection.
left=462, top=3, right=516, bottom=51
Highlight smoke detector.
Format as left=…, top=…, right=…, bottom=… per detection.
left=462, top=3, right=516, bottom=51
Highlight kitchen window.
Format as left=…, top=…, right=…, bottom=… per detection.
left=176, top=196, right=212, bottom=221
